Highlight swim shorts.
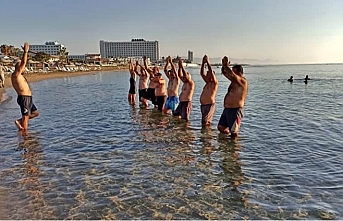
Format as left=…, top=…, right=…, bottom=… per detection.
left=142, top=88, right=157, bottom=105
left=138, top=88, right=147, bottom=101
left=173, top=101, right=192, bottom=121
left=156, top=96, right=167, bottom=112
left=201, top=103, right=215, bottom=125
left=165, top=96, right=179, bottom=112
left=17, top=95, right=38, bottom=116
left=218, top=107, right=244, bottom=134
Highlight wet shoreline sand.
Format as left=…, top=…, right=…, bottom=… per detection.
left=0, top=66, right=128, bottom=105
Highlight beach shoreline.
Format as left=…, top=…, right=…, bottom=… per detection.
left=0, top=66, right=128, bottom=105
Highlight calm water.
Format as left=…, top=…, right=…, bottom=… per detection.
left=0, top=64, right=342, bottom=219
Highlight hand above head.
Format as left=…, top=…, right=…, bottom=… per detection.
left=203, top=55, right=208, bottom=63
left=167, top=56, right=172, bottom=63
left=22, top=42, right=29, bottom=52
left=143, top=55, right=147, bottom=61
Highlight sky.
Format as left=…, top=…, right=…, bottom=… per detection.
left=1, top=0, right=342, bottom=64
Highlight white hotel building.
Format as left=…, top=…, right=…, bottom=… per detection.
left=29, top=41, right=66, bottom=56
left=100, top=39, right=159, bottom=61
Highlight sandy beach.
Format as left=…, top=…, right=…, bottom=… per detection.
left=0, top=66, right=128, bottom=104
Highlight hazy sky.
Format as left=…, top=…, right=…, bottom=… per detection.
left=1, top=0, right=342, bottom=64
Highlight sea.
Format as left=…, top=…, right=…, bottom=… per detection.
left=0, top=64, right=342, bottom=219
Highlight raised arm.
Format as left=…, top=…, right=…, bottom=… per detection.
left=221, top=56, right=245, bottom=86
left=163, top=56, right=171, bottom=78
left=129, top=58, right=135, bottom=76
left=143, top=55, right=153, bottom=75
left=206, top=56, right=217, bottom=83
left=13, top=42, right=29, bottom=76
left=200, top=55, right=208, bottom=82
left=179, top=59, right=192, bottom=83
left=134, top=61, right=141, bottom=76
left=178, top=59, right=184, bottom=80
left=169, top=57, right=178, bottom=79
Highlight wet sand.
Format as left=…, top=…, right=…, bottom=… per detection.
left=0, top=66, right=128, bottom=105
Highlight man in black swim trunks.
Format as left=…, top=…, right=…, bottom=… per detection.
left=11, top=42, right=39, bottom=135
left=141, top=55, right=160, bottom=108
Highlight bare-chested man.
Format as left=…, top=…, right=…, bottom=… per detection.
left=135, top=60, right=149, bottom=104
left=151, top=72, right=167, bottom=112
left=141, top=55, right=159, bottom=107
left=200, top=55, right=218, bottom=126
left=218, top=56, right=248, bottom=138
left=12, top=42, right=39, bottom=133
left=173, top=59, right=195, bottom=121
left=163, top=56, right=180, bottom=114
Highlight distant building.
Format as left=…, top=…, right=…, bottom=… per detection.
left=188, top=50, right=194, bottom=62
left=29, top=41, right=66, bottom=56
left=85, top=53, right=104, bottom=65
left=99, top=39, right=160, bottom=61
left=68, top=54, right=86, bottom=61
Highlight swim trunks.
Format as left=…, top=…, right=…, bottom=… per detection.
left=17, top=95, right=38, bottom=116
left=165, top=96, right=179, bottom=112
left=173, top=101, right=192, bottom=121
left=201, top=103, right=215, bottom=125
left=129, top=77, right=136, bottom=94
left=156, top=96, right=167, bottom=112
left=142, top=88, right=157, bottom=105
left=218, top=107, right=244, bottom=134
left=138, top=88, right=147, bottom=101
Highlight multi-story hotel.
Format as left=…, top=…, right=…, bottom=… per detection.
left=100, top=39, right=159, bottom=61
left=188, top=50, right=194, bottom=62
left=29, top=41, right=66, bottom=56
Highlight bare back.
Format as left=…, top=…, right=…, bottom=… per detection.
left=224, top=79, right=248, bottom=108
left=167, top=77, right=180, bottom=97
left=200, top=80, right=218, bottom=105
left=11, top=74, right=32, bottom=96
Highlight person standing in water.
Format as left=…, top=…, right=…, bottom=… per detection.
left=12, top=42, right=39, bottom=134
left=141, top=55, right=159, bottom=107
left=128, top=58, right=137, bottom=105
left=173, top=59, right=195, bottom=121
left=152, top=72, right=167, bottom=112
left=0, top=64, right=5, bottom=88
left=200, top=55, right=218, bottom=126
left=163, top=56, right=180, bottom=114
left=134, top=60, right=149, bottom=105
left=218, top=56, right=248, bottom=138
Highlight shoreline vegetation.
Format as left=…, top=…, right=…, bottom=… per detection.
left=0, top=66, right=129, bottom=104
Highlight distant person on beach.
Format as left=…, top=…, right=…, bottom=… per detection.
left=141, top=55, right=159, bottom=108
left=0, top=64, right=5, bottom=88
left=11, top=42, right=39, bottom=134
left=173, top=59, right=195, bottom=121
left=200, top=55, right=218, bottom=126
left=128, top=58, right=136, bottom=105
left=163, top=56, right=180, bottom=114
left=287, top=76, right=293, bottom=83
left=135, top=61, right=149, bottom=105
left=151, top=72, right=167, bottom=112
left=218, top=56, right=248, bottom=138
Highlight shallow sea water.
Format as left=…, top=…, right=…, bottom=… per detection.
left=0, top=64, right=342, bottom=219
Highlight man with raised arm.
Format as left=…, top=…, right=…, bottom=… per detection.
left=134, top=60, right=149, bottom=105
left=151, top=72, right=167, bottom=112
left=141, top=55, right=159, bottom=107
left=218, top=56, right=248, bottom=138
left=12, top=42, right=39, bottom=133
left=173, top=59, right=195, bottom=121
left=163, top=56, right=180, bottom=114
left=200, top=55, right=218, bottom=126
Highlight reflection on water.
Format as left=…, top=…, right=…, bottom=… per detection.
left=0, top=65, right=342, bottom=219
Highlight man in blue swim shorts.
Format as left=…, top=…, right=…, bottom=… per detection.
left=163, top=56, right=180, bottom=114
left=218, top=57, right=248, bottom=138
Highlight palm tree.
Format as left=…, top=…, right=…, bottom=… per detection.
left=58, top=47, right=69, bottom=64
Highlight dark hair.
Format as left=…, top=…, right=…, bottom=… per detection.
left=232, top=65, right=243, bottom=74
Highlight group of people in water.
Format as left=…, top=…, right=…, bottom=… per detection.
left=128, top=55, right=248, bottom=138
left=9, top=42, right=248, bottom=138
left=288, top=75, right=311, bottom=84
